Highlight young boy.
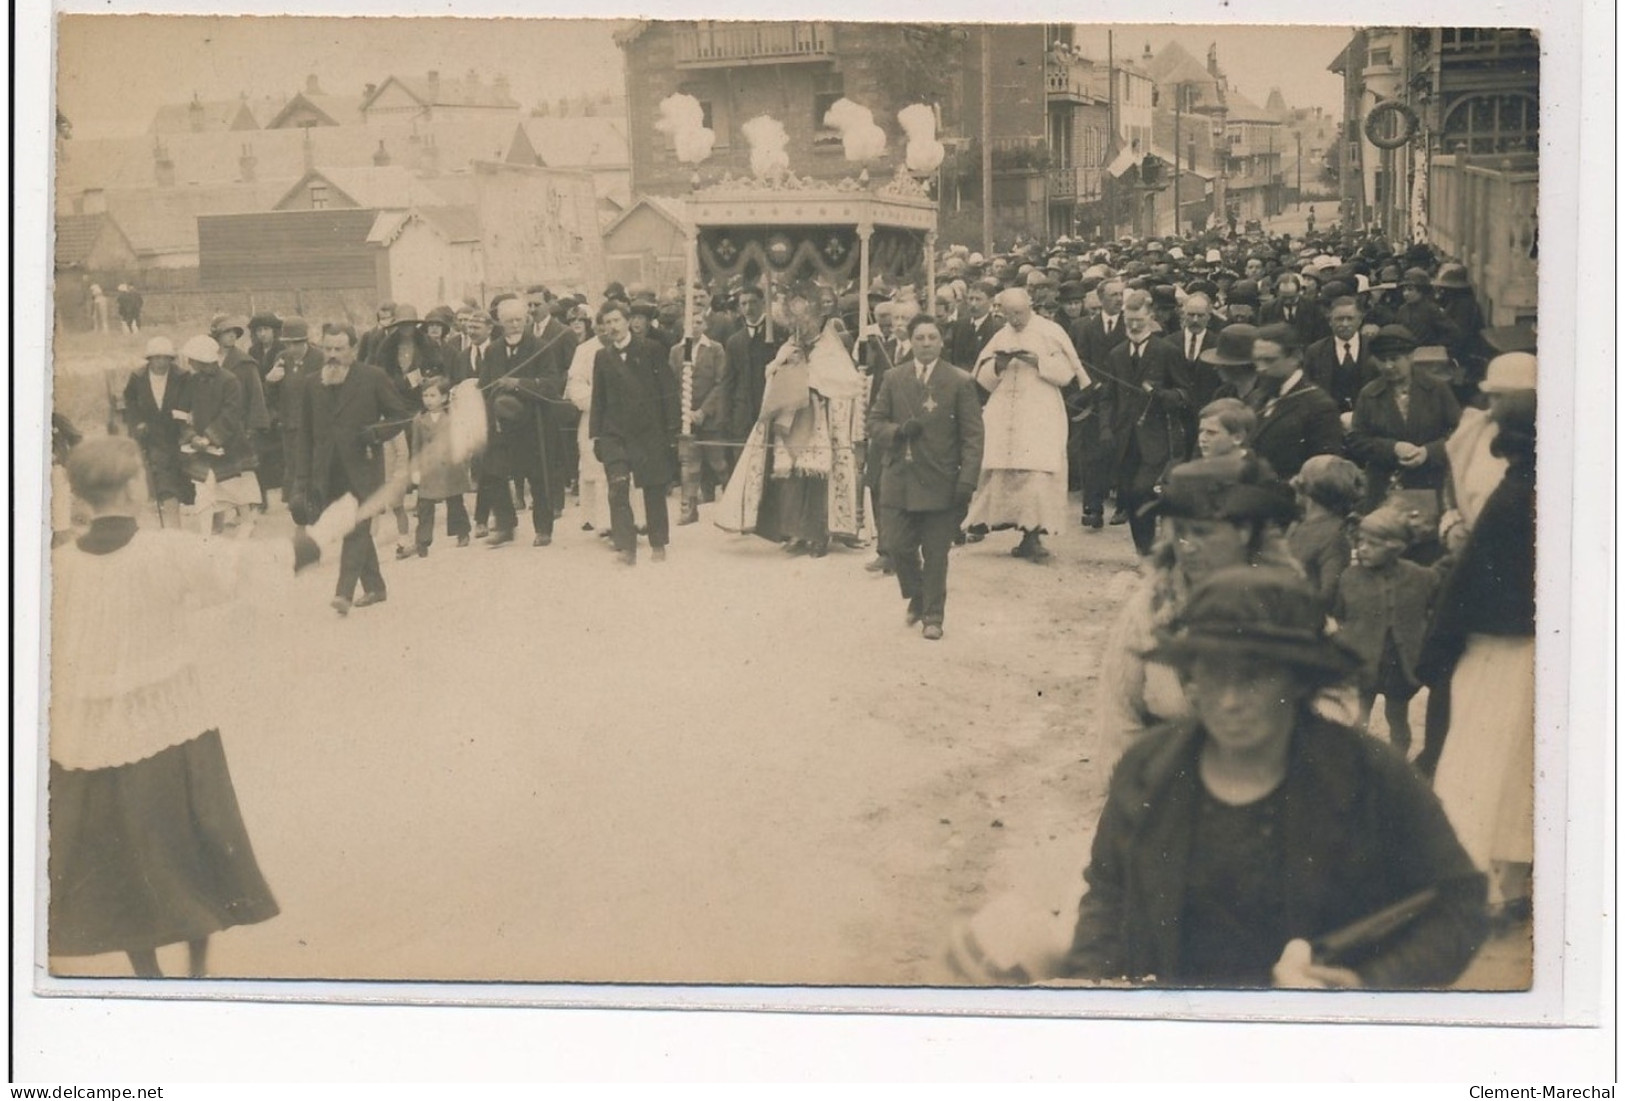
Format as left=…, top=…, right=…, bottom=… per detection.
left=1195, top=397, right=1257, bottom=459
left=1332, top=506, right=1440, bottom=757
left=408, top=376, right=475, bottom=556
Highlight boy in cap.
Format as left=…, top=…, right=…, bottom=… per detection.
left=1333, top=506, right=1440, bottom=757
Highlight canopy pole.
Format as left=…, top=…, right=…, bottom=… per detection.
left=924, top=230, right=938, bottom=308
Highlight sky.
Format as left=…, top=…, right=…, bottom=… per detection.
left=1072, top=24, right=1351, bottom=117
left=55, top=17, right=1350, bottom=139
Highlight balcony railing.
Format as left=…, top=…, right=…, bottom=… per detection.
left=1048, top=165, right=1101, bottom=203
left=674, top=22, right=835, bottom=67
left=1045, top=59, right=1095, bottom=101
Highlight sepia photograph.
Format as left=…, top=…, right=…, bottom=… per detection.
left=26, top=5, right=1592, bottom=1054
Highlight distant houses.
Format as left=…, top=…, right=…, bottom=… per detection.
left=54, top=72, right=629, bottom=326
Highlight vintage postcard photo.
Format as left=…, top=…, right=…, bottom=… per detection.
left=32, top=10, right=1577, bottom=1026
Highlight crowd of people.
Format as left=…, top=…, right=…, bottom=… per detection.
left=52, top=221, right=1538, bottom=988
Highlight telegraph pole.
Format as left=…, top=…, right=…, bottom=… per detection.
left=1173, top=85, right=1181, bottom=236
left=980, top=28, right=993, bottom=255
left=1105, top=30, right=1116, bottom=239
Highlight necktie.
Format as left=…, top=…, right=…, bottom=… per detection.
left=1341, top=342, right=1353, bottom=367
left=1188, top=333, right=1198, bottom=361
left=917, top=362, right=929, bottom=385
left=1286, top=306, right=1295, bottom=323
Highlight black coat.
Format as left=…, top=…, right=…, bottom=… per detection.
left=177, top=364, right=253, bottom=481
left=1106, top=336, right=1190, bottom=492
left=273, top=345, right=325, bottom=436
left=292, top=362, right=412, bottom=503
left=589, top=337, right=681, bottom=488
left=479, top=328, right=573, bottom=481
left=866, top=359, right=985, bottom=513
left=1063, top=714, right=1487, bottom=988
left=1347, top=371, right=1462, bottom=500
left=1259, top=297, right=1333, bottom=346
left=1418, top=459, right=1535, bottom=682
left=1250, top=374, right=1345, bottom=481
left=949, top=315, right=1003, bottom=374
left=122, top=367, right=192, bottom=500
left=1303, top=334, right=1379, bottom=413
left=725, top=320, right=777, bottom=440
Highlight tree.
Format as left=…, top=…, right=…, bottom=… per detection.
left=871, top=25, right=967, bottom=110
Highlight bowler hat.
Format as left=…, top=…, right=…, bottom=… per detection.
left=1225, top=279, right=1261, bottom=306
left=1481, top=352, right=1537, bottom=393
left=1057, top=280, right=1086, bottom=303
left=1138, top=453, right=1296, bottom=524
left=1481, top=324, right=1536, bottom=355
left=1368, top=324, right=1419, bottom=357
left=386, top=304, right=420, bottom=327
left=1434, top=263, right=1472, bottom=290
left=1143, top=566, right=1361, bottom=676
left=493, top=392, right=527, bottom=423
left=1198, top=323, right=1260, bottom=367
left=280, top=317, right=310, bottom=342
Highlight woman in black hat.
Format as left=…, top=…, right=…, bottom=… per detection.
left=1062, top=566, right=1487, bottom=988
left=1095, top=454, right=1307, bottom=762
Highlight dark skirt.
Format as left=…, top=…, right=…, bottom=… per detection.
left=49, top=729, right=279, bottom=958
left=755, top=475, right=829, bottom=545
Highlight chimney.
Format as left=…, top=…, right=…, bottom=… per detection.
left=154, top=139, right=176, bottom=186
left=1207, top=44, right=1220, bottom=77
left=364, top=82, right=377, bottom=99
left=301, top=127, right=315, bottom=172
left=188, top=93, right=205, bottom=133
left=373, top=139, right=391, bottom=167
left=306, top=74, right=321, bottom=96
left=239, top=142, right=258, bottom=182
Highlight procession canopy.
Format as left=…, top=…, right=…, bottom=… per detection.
left=684, top=169, right=938, bottom=290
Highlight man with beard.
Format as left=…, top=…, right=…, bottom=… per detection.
left=479, top=297, right=567, bottom=547
left=291, top=323, right=412, bottom=614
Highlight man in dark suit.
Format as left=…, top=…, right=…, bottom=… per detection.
left=866, top=315, right=984, bottom=641
left=1106, top=291, right=1190, bottom=556
left=1304, top=296, right=1379, bottom=413
left=1260, top=271, right=1333, bottom=346
left=1248, top=323, right=1345, bottom=481
left=670, top=309, right=731, bottom=511
left=724, top=284, right=776, bottom=441
left=1347, top=324, right=1463, bottom=510
left=589, top=301, right=681, bottom=566
left=531, top=301, right=580, bottom=518
left=291, top=322, right=413, bottom=614
left=952, top=279, right=1005, bottom=374
left=1070, top=277, right=1128, bottom=527
left=266, top=316, right=323, bottom=510
left=480, top=297, right=568, bottom=547
left=1168, top=291, right=1223, bottom=437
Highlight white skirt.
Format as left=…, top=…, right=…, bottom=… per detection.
left=964, top=469, right=1069, bottom=534
left=1432, top=634, right=1535, bottom=870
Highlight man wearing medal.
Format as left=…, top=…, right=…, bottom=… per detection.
left=866, top=315, right=985, bottom=640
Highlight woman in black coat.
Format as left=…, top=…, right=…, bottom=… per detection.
left=1062, top=567, right=1487, bottom=988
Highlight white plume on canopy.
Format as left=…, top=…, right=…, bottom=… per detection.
left=742, top=115, right=791, bottom=179
left=898, top=103, right=946, bottom=174
left=822, top=98, right=887, bottom=163
left=655, top=93, right=716, bottom=165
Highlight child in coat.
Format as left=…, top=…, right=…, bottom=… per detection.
left=1288, top=454, right=1364, bottom=609
left=408, top=376, right=475, bottom=556
left=1332, top=506, right=1440, bottom=757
